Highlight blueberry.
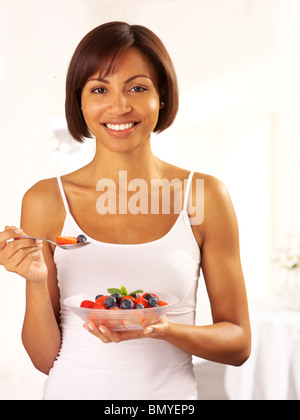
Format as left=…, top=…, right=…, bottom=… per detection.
left=130, top=293, right=137, bottom=298
left=144, top=293, right=153, bottom=301
left=95, top=294, right=104, bottom=301
left=148, top=296, right=159, bottom=307
left=135, top=303, right=144, bottom=309
left=111, top=293, right=122, bottom=304
left=77, top=234, right=87, bottom=243
left=104, top=296, right=117, bottom=309
left=120, top=299, right=134, bottom=309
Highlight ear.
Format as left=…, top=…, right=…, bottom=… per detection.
left=159, top=85, right=166, bottom=109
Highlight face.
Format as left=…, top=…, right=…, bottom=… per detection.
left=81, top=47, right=161, bottom=153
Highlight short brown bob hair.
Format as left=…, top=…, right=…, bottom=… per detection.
left=65, top=21, right=179, bottom=142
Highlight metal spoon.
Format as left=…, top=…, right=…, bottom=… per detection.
left=21, top=235, right=91, bottom=250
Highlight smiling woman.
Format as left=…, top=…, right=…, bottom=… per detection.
left=0, top=21, right=251, bottom=401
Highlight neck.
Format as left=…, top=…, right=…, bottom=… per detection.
left=85, top=139, right=163, bottom=186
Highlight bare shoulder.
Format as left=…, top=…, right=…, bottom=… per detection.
left=191, top=172, right=238, bottom=243
left=192, top=172, right=233, bottom=211
left=193, top=171, right=229, bottom=194
left=21, top=178, right=64, bottom=237
left=162, top=164, right=233, bottom=217
left=22, top=178, right=63, bottom=217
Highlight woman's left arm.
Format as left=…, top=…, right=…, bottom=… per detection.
left=161, top=176, right=251, bottom=366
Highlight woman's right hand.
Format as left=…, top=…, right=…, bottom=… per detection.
left=0, top=226, right=48, bottom=282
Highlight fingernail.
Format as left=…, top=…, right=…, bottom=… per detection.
left=99, top=326, right=106, bottom=334
left=14, top=229, right=23, bottom=234
left=84, top=324, right=94, bottom=332
left=145, top=327, right=154, bottom=334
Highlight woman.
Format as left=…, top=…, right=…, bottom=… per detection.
left=0, top=22, right=251, bottom=400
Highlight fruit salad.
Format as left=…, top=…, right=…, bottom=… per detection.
left=80, top=286, right=168, bottom=310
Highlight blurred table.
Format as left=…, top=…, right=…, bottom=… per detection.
left=224, top=301, right=300, bottom=400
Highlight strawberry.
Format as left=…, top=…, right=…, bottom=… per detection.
left=94, top=302, right=106, bottom=309
left=157, top=300, right=168, bottom=306
left=135, top=296, right=149, bottom=308
left=95, top=295, right=109, bottom=305
left=80, top=300, right=95, bottom=309
left=56, top=236, right=78, bottom=245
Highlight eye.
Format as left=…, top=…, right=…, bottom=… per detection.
left=130, top=86, right=147, bottom=93
left=91, top=87, right=107, bottom=94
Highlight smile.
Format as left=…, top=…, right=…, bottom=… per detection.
left=104, top=122, right=138, bottom=131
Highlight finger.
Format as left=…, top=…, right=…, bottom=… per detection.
left=7, top=249, right=44, bottom=279
left=3, top=238, right=42, bottom=260
left=83, top=322, right=112, bottom=344
left=144, top=326, right=155, bottom=335
left=3, top=245, right=43, bottom=272
left=83, top=323, right=141, bottom=343
left=143, top=316, right=169, bottom=337
left=102, top=326, right=144, bottom=342
left=5, top=225, right=24, bottom=237
left=0, top=226, right=24, bottom=249
left=97, top=325, right=123, bottom=343
left=143, top=324, right=162, bottom=337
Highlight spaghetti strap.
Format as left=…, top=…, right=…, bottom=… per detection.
left=183, top=171, right=194, bottom=211
left=57, top=176, right=70, bottom=214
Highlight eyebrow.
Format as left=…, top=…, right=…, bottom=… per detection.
left=87, top=74, right=152, bottom=84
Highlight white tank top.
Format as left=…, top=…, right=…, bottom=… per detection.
left=43, top=171, right=201, bottom=400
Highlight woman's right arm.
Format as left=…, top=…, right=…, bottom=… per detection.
left=0, top=182, right=62, bottom=375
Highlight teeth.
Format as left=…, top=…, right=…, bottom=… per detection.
left=106, top=122, right=135, bottom=131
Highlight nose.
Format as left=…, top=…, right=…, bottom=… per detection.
left=107, top=93, right=132, bottom=116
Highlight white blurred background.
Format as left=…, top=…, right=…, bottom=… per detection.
left=0, top=0, right=300, bottom=400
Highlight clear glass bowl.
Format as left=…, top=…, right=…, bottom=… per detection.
left=63, top=292, right=179, bottom=331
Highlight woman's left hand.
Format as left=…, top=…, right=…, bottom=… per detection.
left=83, top=315, right=169, bottom=343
